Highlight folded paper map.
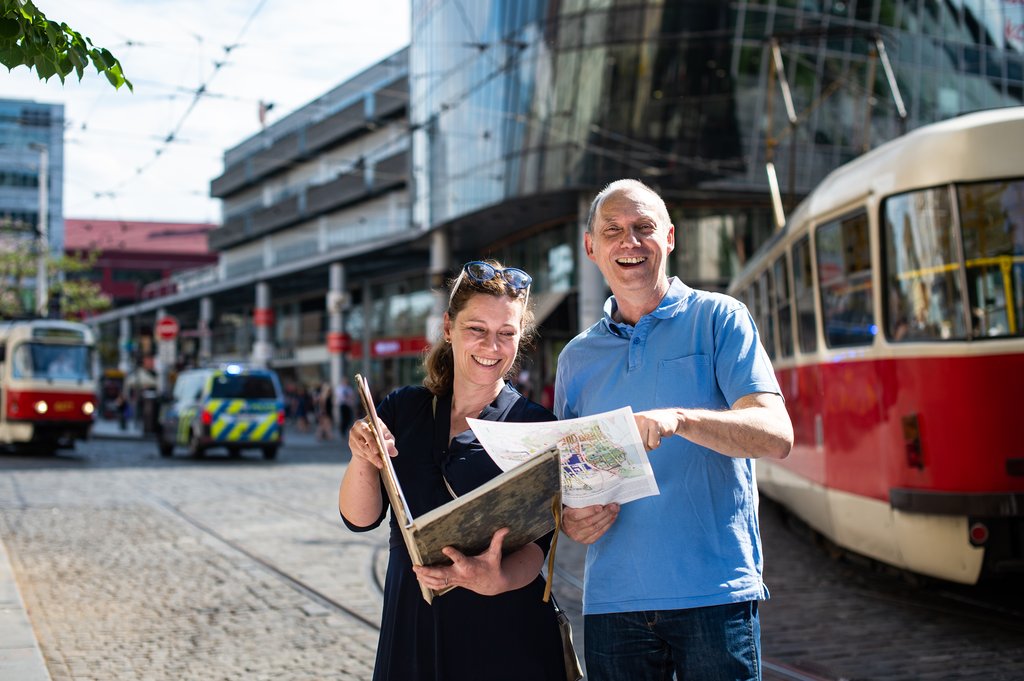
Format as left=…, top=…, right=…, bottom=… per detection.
left=468, top=406, right=659, bottom=508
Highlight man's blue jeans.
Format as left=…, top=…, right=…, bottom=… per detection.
left=584, top=601, right=761, bottom=681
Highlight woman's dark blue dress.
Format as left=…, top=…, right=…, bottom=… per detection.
left=342, top=384, right=564, bottom=681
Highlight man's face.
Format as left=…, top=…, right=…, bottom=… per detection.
left=585, top=187, right=675, bottom=297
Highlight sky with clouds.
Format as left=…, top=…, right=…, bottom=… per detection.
left=0, top=0, right=410, bottom=224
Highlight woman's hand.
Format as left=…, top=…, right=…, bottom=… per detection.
left=347, top=417, right=398, bottom=469
left=413, top=528, right=512, bottom=596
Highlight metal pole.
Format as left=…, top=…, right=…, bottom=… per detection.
left=156, top=308, right=168, bottom=396
left=874, top=36, right=908, bottom=134
left=253, top=282, right=272, bottom=368
left=577, top=192, right=605, bottom=331
left=199, top=296, right=212, bottom=364
left=769, top=39, right=799, bottom=215
left=118, top=316, right=132, bottom=374
left=863, top=45, right=879, bottom=153
left=34, top=145, right=49, bottom=316
left=427, top=228, right=451, bottom=343
left=328, top=262, right=345, bottom=425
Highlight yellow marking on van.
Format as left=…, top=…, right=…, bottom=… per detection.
left=228, top=421, right=249, bottom=441
left=251, top=414, right=277, bottom=441
left=210, top=417, right=229, bottom=440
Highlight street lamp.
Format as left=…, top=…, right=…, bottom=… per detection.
left=28, top=142, right=48, bottom=316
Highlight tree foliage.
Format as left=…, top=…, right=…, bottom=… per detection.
left=0, top=0, right=131, bottom=90
left=0, top=235, right=112, bottom=319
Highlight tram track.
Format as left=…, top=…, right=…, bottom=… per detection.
left=857, top=577, right=1024, bottom=635
left=152, top=496, right=383, bottom=631
left=817, top=549, right=1024, bottom=635
left=152, top=477, right=848, bottom=681
left=144, top=470, right=1015, bottom=681
left=201, top=474, right=590, bottom=597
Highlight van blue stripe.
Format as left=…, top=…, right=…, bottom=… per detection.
left=232, top=420, right=255, bottom=442
left=210, top=401, right=233, bottom=420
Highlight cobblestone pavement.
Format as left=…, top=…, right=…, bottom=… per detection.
left=2, top=437, right=1023, bottom=680
left=0, top=442, right=383, bottom=681
left=758, top=501, right=1024, bottom=681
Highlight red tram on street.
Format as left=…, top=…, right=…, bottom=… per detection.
left=0, top=319, right=97, bottom=453
left=730, top=107, right=1024, bottom=584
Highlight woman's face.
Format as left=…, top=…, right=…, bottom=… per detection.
left=444, top=293, right=524, bottom=391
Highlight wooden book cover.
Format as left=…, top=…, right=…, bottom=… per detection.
left=410, top=445, right=561, bottom=567
left=355, top=374, right=561, bottom=603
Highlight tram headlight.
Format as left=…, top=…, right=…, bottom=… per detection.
left=34, top=400, right=48, bottom=414
left=82, top=401, right=95, bottom=416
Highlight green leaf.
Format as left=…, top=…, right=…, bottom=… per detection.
left=43, top=19, right=62, bottom=47
left=2, top=4, right=130, bottom=91
left=95, top=46, right=115, bottom=69
left=0, top=47, right=21, bottom=69
left=33, top=53, right=56, bottom=80
left=67, top=41, right=84, bottom=68
left=56, top=52, right=71, bottom=78
left=0, top=17, right=20, bottom=39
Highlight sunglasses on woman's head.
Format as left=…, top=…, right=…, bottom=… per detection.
left=449, top=261, right=533, bottom=306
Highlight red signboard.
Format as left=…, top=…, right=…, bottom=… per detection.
left=155, top=315, right=180, bottom=341
left=327, top=332, right=351, bottom=354
left=346, top=336, right=428, bottom=359
left=253, top=307, right=274, bottom=327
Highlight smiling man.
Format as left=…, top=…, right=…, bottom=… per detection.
left=554, top=179, right=794, bottom=681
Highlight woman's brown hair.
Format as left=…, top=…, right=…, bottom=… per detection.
left=422, top=260, right=535, bottom=396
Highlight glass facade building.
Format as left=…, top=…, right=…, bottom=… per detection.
left=411, top=0, right=1024, bottom=292
left=0, top=98, right=64, bottom=253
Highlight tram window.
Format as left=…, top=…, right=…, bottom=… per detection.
left=774, top=257, right=794, bottom=357
left=882, top=188, right=966, bottom=341
left=958, top=179, right=1024, bottom=338
left=758, top=271, right=776, bottom=359
left=10, top=343, right=92, bottom=380
left=793, top=236, right=818, bottom=353
left=746, top=276, right=774, bottom=360
left=817, top=213, right=875, bottom=348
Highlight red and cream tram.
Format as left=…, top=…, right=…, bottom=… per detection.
left=730, top=107, right=1024, bottom=584
left=0, top=319, right=97, bottom=453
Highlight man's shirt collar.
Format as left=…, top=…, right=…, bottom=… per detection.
left=601, top=277, right=694, bottom=335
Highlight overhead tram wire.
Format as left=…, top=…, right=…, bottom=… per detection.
left=102, top=5, right=527, bottom=193
left=94, top=0, right=271, bottom=203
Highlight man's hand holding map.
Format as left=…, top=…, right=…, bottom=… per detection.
left=468, top=406, right=660, bottom=508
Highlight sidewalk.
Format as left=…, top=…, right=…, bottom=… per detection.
left=91, top=418, right=146, bottom=440
left=0, top=540, right=51, bottom=681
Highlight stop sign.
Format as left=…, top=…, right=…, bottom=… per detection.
left=155, top=315, right=180, bottom=341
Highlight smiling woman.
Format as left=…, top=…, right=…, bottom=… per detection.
left=338, top=259, right=566, bottom=681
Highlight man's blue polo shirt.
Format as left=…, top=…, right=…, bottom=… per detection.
left=554, top=277, right=781, bottom=615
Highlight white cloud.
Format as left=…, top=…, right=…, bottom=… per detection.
left=0, top=0, right=410, bottom=223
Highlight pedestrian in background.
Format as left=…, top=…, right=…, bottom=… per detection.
left=339, top=259, right=564, bottom=680
left=336, top=376, right=356, bottom=437
left=555, top=179, right=794, bottom=681
left=315, top=382, right=333, bottom=441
